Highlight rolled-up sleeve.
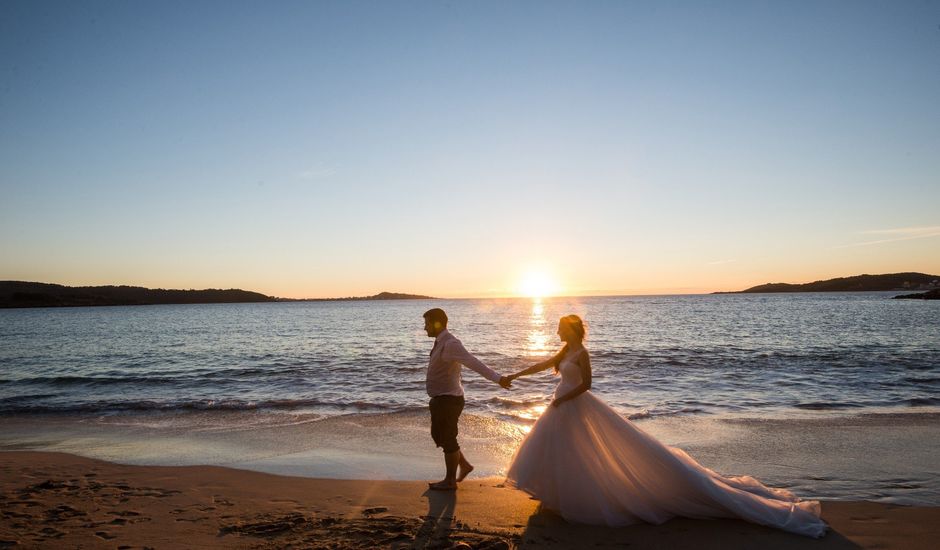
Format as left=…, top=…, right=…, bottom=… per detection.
left=442, top=340, right=502, bottom=383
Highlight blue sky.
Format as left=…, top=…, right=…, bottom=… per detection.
left=1, top=1, right=938, bottom=297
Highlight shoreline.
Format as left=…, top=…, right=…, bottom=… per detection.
left=2, top=288, right=930, bottom=310
left=2, top=451, right=938, bottom=548
left=3, top=409, right=939, bottom=507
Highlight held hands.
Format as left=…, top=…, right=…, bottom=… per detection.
left=499, top=372, right=525, bottom=390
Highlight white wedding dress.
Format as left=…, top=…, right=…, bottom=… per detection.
left=505, top=349, right=828, bottom=538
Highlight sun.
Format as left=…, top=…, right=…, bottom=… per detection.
left=516, top=270, right=561, bottom=298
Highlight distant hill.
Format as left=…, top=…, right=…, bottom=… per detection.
left=286, top=291, right=438, bottom=302
left=0, top=281, right=277, bottom=308
left=718, top=273, right=940, bottom=294
left=365, top=292, right=436, bottom=300
left=0, top=282, right=438, bottom=308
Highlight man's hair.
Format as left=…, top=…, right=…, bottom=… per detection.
left=423, top=308, right=448, bottom=329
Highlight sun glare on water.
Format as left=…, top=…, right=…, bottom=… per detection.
left=516, top=270, right=562, bottom=298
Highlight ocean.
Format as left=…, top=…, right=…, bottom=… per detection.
left=1, top=293, right=939, bottom=504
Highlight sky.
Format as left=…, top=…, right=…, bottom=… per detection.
left=1, top=1, right=938, bottom=298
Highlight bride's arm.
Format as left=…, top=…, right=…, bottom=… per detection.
left=508, top=347, right=566, bottom=380
left=552, top=350, right=592, bottom=407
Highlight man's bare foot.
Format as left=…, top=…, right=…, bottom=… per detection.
left=428, top=480, right=457, bottom=491
left=456, top=464, right=474, bottom=482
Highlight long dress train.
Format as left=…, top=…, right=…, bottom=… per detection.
left=505, top=349, right=827, bottom=538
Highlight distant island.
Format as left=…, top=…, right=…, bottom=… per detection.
left=893, top=289, right=940, bottom=300
left=280, top=292, right=438, bottom=302
left=716, top=272, right=940, bottom=294
left=0, top=282, right=436, bottom=309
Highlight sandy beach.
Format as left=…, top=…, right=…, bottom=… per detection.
left=1, top=451, right=937, bottom=549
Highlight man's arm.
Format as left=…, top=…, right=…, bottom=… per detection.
left=442, top=339, right=507, bottom=386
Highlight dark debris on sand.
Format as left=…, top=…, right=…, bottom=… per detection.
left=218, top=511, right=519, bottom=549
left=1, top=474, right=165, bottom=547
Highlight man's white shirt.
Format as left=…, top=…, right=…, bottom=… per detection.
left=426, top=329, right=501, bottom=397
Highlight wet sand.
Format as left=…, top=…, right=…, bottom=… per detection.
left=1, top=451, right=938, bottom=549
left=3, top=410, right=939, bottom=505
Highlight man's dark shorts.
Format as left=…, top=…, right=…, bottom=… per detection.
left=429, top=395, right=464, bottom=454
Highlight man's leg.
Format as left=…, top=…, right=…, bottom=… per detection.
left=429, top=396, right=462, bottom=490
left=457, top=450, right=474, bottom=482
left=429, top=397, right=451, bottom=488
left=445, top=450, right=459, bottom=481
left=429, top=451, right=459, bottom=490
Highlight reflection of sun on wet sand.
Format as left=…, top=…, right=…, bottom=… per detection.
left=2, top=451, right=939, bottom=549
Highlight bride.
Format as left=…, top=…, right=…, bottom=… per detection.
left=505, top=314, right=827, bottom=538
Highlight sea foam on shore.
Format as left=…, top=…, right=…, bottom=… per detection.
left=2, top=409, right=938, bottom=506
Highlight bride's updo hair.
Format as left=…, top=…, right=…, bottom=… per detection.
left=554, top=314, right=586, bottom=374
left=561, top=314, right=586, bottom=342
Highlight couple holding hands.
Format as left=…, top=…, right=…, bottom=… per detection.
left=422, top=308, right=827, bottom=537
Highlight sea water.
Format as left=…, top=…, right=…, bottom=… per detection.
left=1, top=293, right=938, bottom=503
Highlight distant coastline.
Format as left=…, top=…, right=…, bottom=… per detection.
left=893, top=289, right=940, bottom=300
left=0, top=282, right=436, bottom=309
left=5, top=273, right=939, bottom=309
left=277, top=291, right=438, bottom=302
left=714, top=272, right=940, bottom=294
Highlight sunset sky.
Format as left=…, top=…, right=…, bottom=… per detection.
left=1, top=1, right=938, bottom=298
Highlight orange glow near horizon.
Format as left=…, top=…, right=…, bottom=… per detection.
left=515, top=269, right=562, bottom=298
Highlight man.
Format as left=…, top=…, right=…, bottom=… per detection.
left=423, top=308, right=511, bottom=490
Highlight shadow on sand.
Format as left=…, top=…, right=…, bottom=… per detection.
left=517, top=504, right=862, bottom=549
left=413, top=488, right=457, bottom=548
left=412, top=488, right=517, bottom=549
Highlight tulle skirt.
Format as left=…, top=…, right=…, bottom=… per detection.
left=505, top=392, right=827, bottom=538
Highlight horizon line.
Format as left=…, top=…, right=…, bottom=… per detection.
left=4, top=273, right=939, bottom=303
